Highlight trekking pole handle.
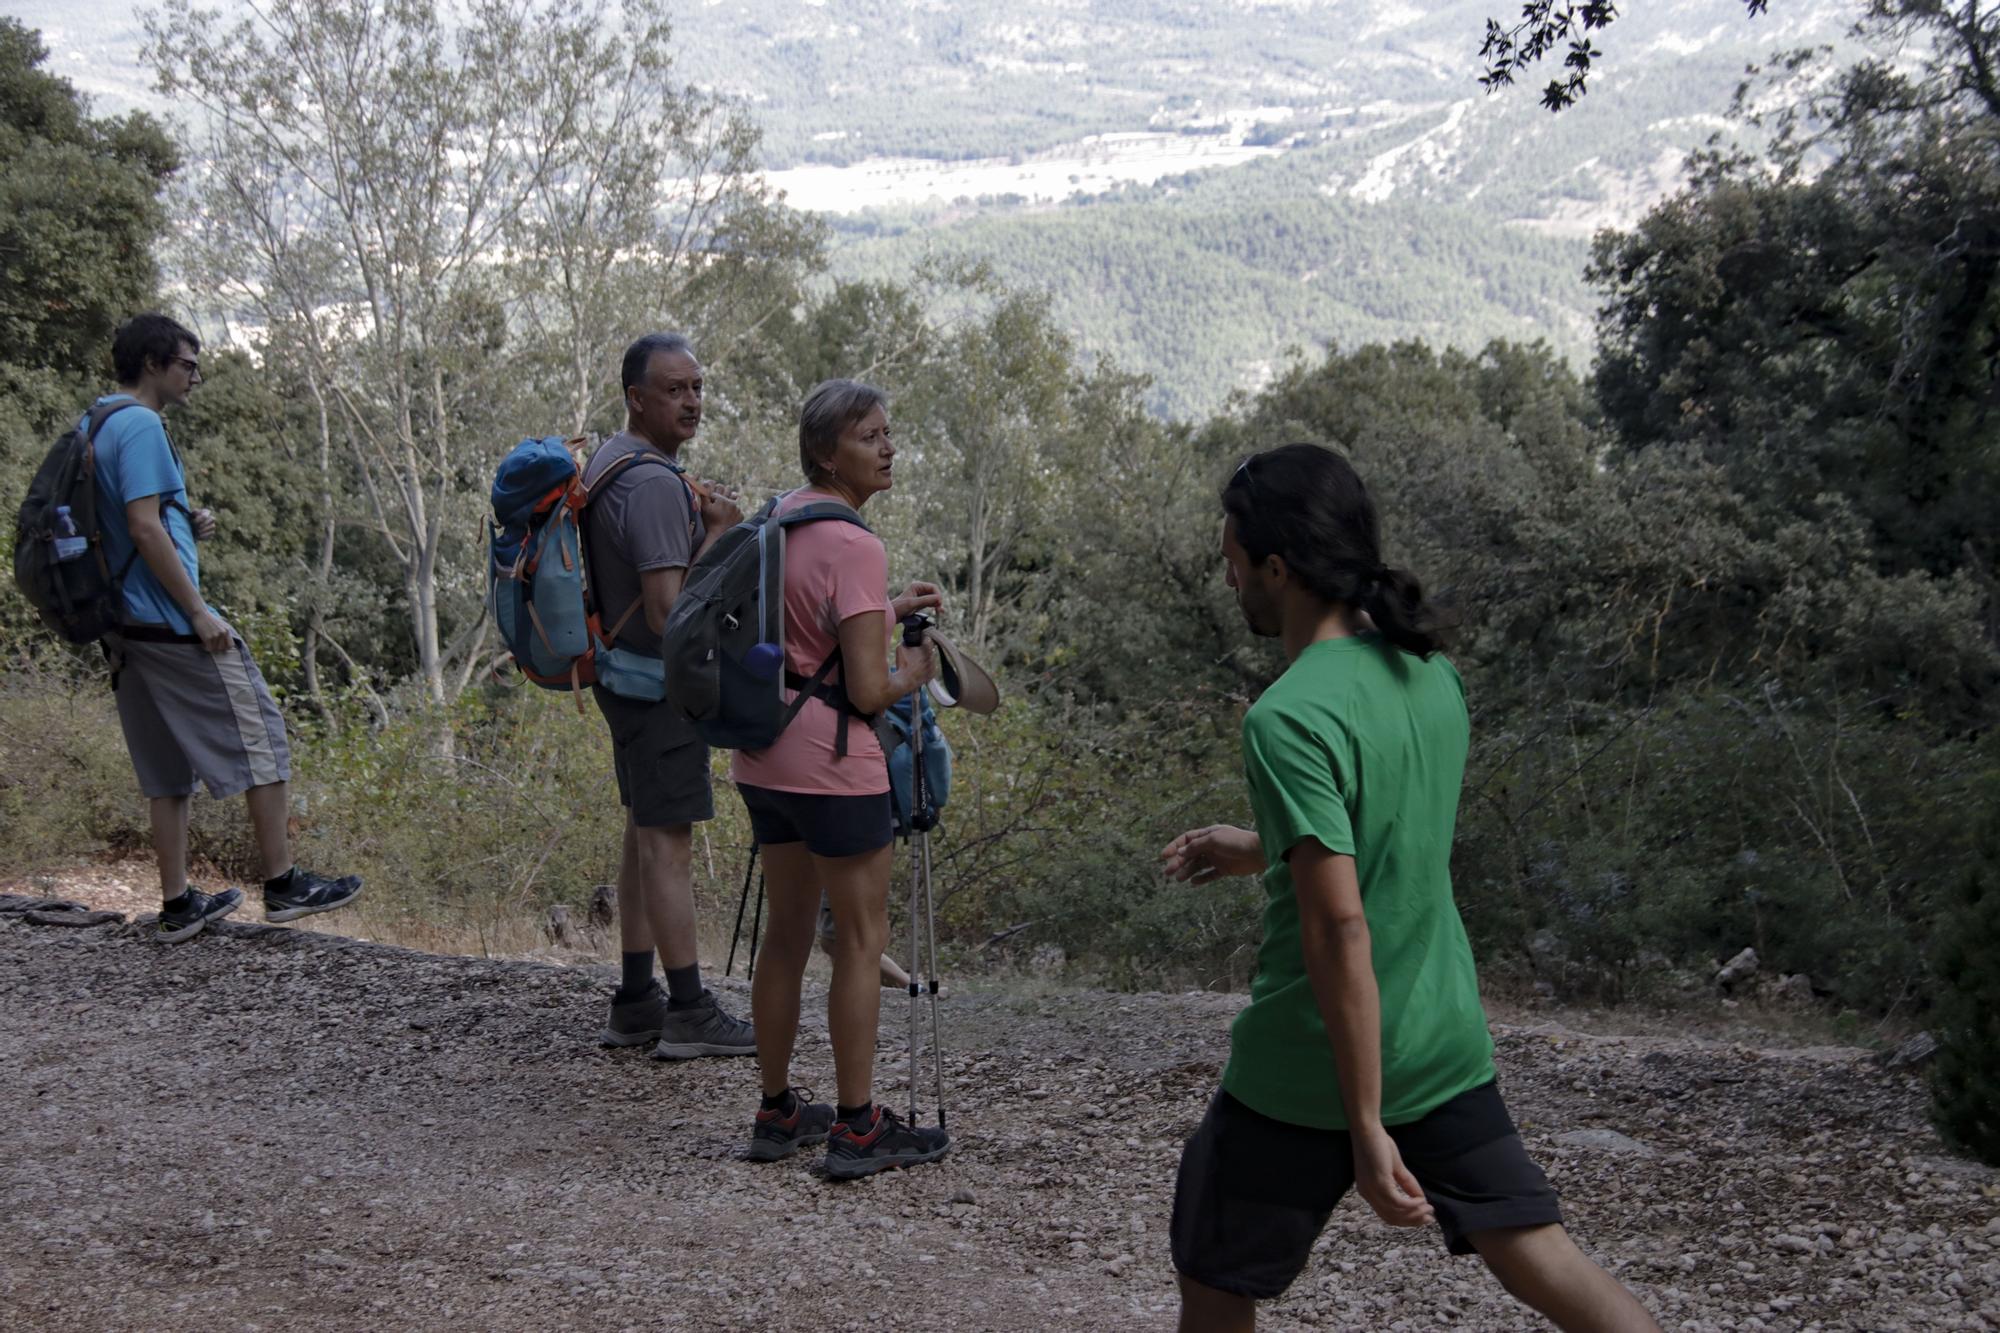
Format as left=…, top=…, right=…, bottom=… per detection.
left=899, top=613, right=928, bottom=649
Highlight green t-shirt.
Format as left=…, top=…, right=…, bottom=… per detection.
left=1221, top=634, right=1496, bottom=1131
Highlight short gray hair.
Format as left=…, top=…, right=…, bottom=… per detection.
left=622, top=332, right=695, bottom=392
left=798, top=378, right=888, bottom=482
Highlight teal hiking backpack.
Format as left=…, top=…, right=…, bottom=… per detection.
left=661, top=492, right=875, bottom=752
left=486, top=436, right=695, bottom=706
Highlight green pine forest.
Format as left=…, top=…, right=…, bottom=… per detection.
left=1, top=1, right=1997, bottom=1161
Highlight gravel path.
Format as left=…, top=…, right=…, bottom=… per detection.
left=1, top=900, right=1996, bottom=1331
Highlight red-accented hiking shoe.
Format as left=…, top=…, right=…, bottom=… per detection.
left=825, top=1104, right=950, bottom=1180
left=747, top=1088, right=836, bottom=1162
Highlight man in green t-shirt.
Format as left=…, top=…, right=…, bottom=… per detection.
left=1160, top=444, right=1660, bottom=1332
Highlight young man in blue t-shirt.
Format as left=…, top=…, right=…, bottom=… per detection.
left=92, top=313, right=361, bottom=941
left=1161, top=444, right=1659, bottom=1331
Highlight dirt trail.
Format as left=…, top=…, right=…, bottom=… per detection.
left=1, top=900, right=1995, bottom=1331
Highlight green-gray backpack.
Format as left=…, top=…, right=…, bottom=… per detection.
left=661, top=492, right=877, bottom=753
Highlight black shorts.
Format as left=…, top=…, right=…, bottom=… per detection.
left=1170, top=1080, right=1562, bottom=1300
left=736, top=783, right=894, bottom=858
left=592, top=687, right=714, bottom=828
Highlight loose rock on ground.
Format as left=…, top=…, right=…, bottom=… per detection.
left=1, top=901, right=1996, bottom=1331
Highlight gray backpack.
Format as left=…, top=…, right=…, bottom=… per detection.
left=661, top=493, right=877, bottom=753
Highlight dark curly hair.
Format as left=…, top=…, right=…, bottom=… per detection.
left=111, top=313, right=199, bottom=384
left=1221, top=442, right=1446, bottom=659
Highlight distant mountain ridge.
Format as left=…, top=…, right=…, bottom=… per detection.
left=16, top=0, right=1861, bottom=414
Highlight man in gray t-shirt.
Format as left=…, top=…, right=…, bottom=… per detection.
left=585, top=430, right=704, bottom=658
left=589, top=332, right=753, bottom=1059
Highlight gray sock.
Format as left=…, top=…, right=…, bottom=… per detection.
left=664, top=962, right=704, bottom=1008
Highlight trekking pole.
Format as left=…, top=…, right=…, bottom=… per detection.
left=920, top=813, right=947, bottom=1130
left=748, top=866, right=765, bottom=982
left=725, top=842, right=761, bottom=977
left=902, top=618, right=928, bottom=1124
left=906, top=749, right=923, bottom=1125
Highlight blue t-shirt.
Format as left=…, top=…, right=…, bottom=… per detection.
left=87, top=395, right=207, bottom=633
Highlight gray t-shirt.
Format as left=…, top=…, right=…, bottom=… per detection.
left=582, top=432, right=703, bottom=654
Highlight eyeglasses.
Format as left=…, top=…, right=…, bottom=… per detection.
left=169, top=355, right=203, bottom=381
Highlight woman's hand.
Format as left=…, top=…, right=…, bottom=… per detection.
left=891, top=580, right=943, bottom=621
left=1160, top=825, right=1266, bottom=883
left=889, top=639, right=937, bottom=695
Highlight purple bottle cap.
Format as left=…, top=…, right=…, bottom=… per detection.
left=744, top=641, right=783, bottom=681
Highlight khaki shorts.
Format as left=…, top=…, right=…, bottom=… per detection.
left=113, top=634, right=291, bottom=799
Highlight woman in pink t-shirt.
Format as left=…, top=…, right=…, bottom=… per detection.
left=735, top=378, right=951, bottom=1179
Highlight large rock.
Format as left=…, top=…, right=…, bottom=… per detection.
left=1879, top=1031, right=1938, bottom=1070
left=1715, top=946, right=1759, bottom=993
left=1554, top=1128, right=1656, bottom=1157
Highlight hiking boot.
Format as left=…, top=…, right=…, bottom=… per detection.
left=825, top=1104, right=951, bottom=1180
left=156, top=887, right=242, bottom=943
left=600, top=981, right=668, bottom=1047
left=650, top=989, right=756, bottom=1060
left=264, top=869, right=363, bottom=923
left=747, top=1088, right=836, bottom=1162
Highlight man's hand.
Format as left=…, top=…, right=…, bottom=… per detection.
left=191, top=507, right=217, bottom=541
left=891, top=580, right=943, bottom=621
left=697, top=482, right=742, bottom=532
left=191, top=609, right=235, bottom=655
left=1351, top=1123, right=1434, bottom=1229
left=1161, top=825, right=1266, bottom=883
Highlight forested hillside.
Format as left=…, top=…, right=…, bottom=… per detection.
left=21, top=0, right=1855, bottom=415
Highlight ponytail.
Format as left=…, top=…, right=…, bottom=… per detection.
left=1222, top=443, right=1448, bottom=659
left=1358, top=565, right=1443, bottom=659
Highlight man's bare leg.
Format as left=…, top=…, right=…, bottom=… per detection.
left=636, top=822, right=697, bottom=973
left=1177, top=1273, right=1256, bottom=1333
left=149, top=794, right=191, bottom=901
left=243, top=780, right=292, bottom=880
left=1470, top=1224, right=1662, bottom=1332
left=615, top=816, right=652, bottom=956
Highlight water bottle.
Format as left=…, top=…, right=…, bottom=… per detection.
left=743, top=641, right=783, bottom=681
left=52, top=506, right=87, bottom=562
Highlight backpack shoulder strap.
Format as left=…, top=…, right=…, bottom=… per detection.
left=83, top=399, right=190, bottom=521
left=83, top=398, right=139, bottom=440
left=578, top=447, right=665, bottom=502
left=777, top=498, right=872, bottom=533
left=583, top=449, right=707, bottom=542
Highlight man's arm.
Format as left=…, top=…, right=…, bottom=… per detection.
left=125, top=497, right=229, bottom=652
left=1293, top=838, right=1435, bottom=1229
left=639, top=566, right=686, bottom=637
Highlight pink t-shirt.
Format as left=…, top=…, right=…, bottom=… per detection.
left=730, top=489, right=892, bottom=795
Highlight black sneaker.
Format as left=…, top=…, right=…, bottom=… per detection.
left=264, top=869, right=363, bottom=923
left=748, top=1088, right=836, bottom=1162
left=600, top=981, right=668, bottom=1047
left=650, top=989, right=756, bottom=1060
left=825, top=1105, right=951, bottom=1180
left=156, top=888, right=242, bottom=943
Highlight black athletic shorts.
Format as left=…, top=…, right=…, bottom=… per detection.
left=735, top=783, right=894, bottom=858
left=592, top=686, right=714, bottom=828
left=1170, top=1080, right=1562, bottom=1300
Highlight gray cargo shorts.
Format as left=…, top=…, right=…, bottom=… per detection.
left=113, top=633, right=292, bottom=799
left=591, top=685, right=714, bottom=828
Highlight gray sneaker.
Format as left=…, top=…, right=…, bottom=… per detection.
left=651, top=989, right=756, bottom=1060
left=600, top=981, right=668, bottom=1047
